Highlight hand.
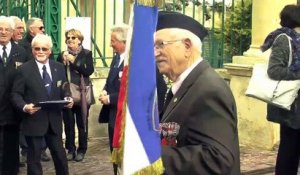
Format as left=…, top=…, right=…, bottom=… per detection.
left=99, top=95, right=110, bottom=105
left=62, top=51, right=75, bottom=64
left=99, top=90, right=107, bottom=97
left=62, top=51, right=69, bottom=65
left=66, top=54, right=75, bottom=63
left=24, top=103, right=41, bottom=115
left=64, top=97, right=74, bottom=108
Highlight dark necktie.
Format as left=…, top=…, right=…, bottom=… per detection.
left=2, top=45, right=7, bottom=66
left=164, top=88, right=174, bottom=108
left=114, top=55, right=120, bottom=68
left=42, top=65, right=52, bottom=95
left=160, top=88, right=173, bottom=119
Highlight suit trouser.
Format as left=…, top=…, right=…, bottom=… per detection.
left=20, top=133, right=47, bottom=155
left=0, top=124, right=19, bottom=175
left=108, top=125, right=118, bottom=175
left=275, top=124, right=300, bottom=175
left=25, top=128, right=68, bottom=175
left=63, top=105, right=88, bottom=154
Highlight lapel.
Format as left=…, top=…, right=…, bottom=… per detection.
left=108, top=54, right=122, bottom=81
left=161, top=61, right=210, bottom=122
left=6, top=41, right=22, bottom=65
left=31, top=60, right=47, bottom=93
left=32, top=59, right=57, bottom=97
left=49, top=60, right=59, bottom=96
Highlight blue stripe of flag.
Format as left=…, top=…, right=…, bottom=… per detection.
left=127, top=4, right=161, bottom=163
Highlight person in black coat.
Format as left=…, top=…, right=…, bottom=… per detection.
left=11, top=34, right=73, bottom=175
left=156, top=11, right=240, bottom=175
left=18, top=17, right=45, bottom=59
left=57, top=28, right=94, bottom=162
left=0, top=16, right=30, bottom=175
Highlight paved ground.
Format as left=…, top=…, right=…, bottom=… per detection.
left=18, top=137, right=113, bottom=175
left=17, top=136, right=286, bottom=175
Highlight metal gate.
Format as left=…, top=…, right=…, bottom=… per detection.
left=0, top=0, right=252, bottom=68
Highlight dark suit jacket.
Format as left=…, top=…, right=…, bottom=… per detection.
left=11, top=59, right=68, bottom=136
left=161, top=61, right=241, bottom=175
left=98, top=55, right=167, bottom=127
left=18, top=33, right=34, bottom=59
left=0, top=41, right=29, bottom=125
left=98, top=54, right=123, bottom=127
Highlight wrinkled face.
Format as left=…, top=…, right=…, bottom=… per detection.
left=66, top=33, right=81, bottom=51
left=32, top=40, right=51, bottom=64
left=110, top=32, right=125, bottom=54
left=12, top=20, right=25, bottom=42
left=154, top=29, right=188, bottom=81
left=0, top=21, right=13, bottom=45
left=29, top=20, right=45, bottom=36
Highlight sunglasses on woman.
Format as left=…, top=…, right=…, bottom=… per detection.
left=66, top=36, right=77, bottom=40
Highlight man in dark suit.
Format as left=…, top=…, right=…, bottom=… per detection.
left=0, top=16, right=30, bottom=175
left=11, top=34, right=73, bottom=175
left=155, top=11, right=241, bottom=175
left=98, top=24, right=128, bottom=175
left=18, top=17, right=51, bottom=163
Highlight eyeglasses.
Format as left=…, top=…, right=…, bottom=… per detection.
left=34, top=26, right=44, bottom=30
left=66, top=36, right=77, bottom=40
left=154, top=39, right=183, bottom=50
left=33, top=47, right=49, bottom=52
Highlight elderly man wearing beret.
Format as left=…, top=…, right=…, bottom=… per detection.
left=156, top=11, right=241, bottom=175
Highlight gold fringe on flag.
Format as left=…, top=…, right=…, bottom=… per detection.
left=133, top=158, right=164, bottom=175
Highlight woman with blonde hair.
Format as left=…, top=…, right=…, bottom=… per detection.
left=57, top=28, right=94, bottom=162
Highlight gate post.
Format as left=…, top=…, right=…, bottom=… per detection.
left=45, top=0, right=61, bottom=59
left=224, top=0, right=296, bottom=150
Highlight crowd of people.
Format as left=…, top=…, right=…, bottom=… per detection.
left=0, top=3, right=299, bottom=175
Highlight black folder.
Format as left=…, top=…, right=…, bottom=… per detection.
left=34, top=100, right=70, bottom=109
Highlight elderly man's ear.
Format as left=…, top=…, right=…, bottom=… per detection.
left=183, top=38, right=192, bottom=58
left=183, top=38, right=192, bottom=49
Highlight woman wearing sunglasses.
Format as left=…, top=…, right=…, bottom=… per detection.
left=57, top=28, right=94, bottom=162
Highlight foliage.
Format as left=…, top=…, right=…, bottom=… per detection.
left=221, top=0, right=252, bottom=61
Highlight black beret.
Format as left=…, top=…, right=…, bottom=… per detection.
left=156, top=11, right=208, bottom=41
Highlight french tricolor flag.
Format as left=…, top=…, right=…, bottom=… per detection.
left=112, top=2, right=164, bottom=175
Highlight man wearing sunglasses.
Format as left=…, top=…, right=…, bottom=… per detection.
left=18, top=17, right=52, bottom=163
left=11, top=34, right=73, bottom=175
left=19, top=17, right=45, bottom=59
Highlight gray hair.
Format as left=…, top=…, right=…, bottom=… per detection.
left=9, top=16, right=22, bottom=30
left=31, top=34, right=53, bottom=48
left=169, top=28, right=202, bottom=54
left=0, top=16, right=15, bottom=30
left=111, top=24, right=129, bottom=42
left=26, top=17, right=42, bottom=31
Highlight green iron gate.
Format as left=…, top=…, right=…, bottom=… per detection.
left=0, top=0, right=252, bottom=68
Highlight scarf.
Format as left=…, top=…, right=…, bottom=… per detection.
left=261, top=27, right=300, bottom=71
left=67, top=46, right=83, bottom=57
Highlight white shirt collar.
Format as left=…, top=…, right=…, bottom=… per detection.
left=0, top=42, right=12, bottom=58
left=35, top=60, right=52, bottom=79
left=172, top=58, right=202, bottom=95
left=118, top=52, right=125, bottom=67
